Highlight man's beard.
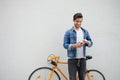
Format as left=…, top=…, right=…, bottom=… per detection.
left=75, top=25, right=80, bottom=28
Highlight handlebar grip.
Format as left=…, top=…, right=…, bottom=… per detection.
left=49, top=56, right=60, bottom=62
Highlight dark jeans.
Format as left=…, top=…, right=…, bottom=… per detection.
left=68, top=58, right=86, bottom=80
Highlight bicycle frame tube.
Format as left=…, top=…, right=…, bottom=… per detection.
left=56, top=66, right=68, bottom=80
left=48, top=66, right=56, bottom=80
left=48, top=61, right=68, bottom=80
left=57, top=61, right=68, bottom=64
left=48, top=66, right=68, bottom=80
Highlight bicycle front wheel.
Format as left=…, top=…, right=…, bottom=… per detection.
left=86, top=69, right=105, bottom=80
left=28, top=67, right=61, bottom=80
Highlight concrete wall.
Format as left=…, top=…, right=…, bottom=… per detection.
left=0, top=0, right=120, bottom=80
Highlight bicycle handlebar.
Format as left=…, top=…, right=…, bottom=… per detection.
left=49, top=55, right=60, bottom=62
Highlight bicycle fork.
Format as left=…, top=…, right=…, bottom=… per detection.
left=48, top=66, right=68, bottom=80
left=48, top=67, right=56, bottom=80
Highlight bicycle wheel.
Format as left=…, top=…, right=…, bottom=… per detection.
left=28, top=67, right=61, bottom=80
left=86, top=69, right=105, bottom=80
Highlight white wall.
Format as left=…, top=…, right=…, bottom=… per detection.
left=0, top=0, right=120, bottom=80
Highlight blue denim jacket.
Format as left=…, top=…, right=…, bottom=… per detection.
left=63, top=27, right=93, bottom=58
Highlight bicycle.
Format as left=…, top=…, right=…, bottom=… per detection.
left=28, top=54, right=105, bottom=80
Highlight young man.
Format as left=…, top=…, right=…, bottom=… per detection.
left=63, top=13, right=93, bottom=80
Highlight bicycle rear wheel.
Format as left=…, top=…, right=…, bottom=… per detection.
left=28, top=67, right=61, bottom=80
left=86, top=69, right=105, bottom=80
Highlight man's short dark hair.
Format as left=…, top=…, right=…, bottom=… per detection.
left=73, top=13, right=83, bottom=20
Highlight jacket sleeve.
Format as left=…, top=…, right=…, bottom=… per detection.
left=63, top=31, right=73, bottom=50
left=86, top=31, right=93, bottom=47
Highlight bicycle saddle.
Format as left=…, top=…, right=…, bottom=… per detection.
left=86, top=55, right=92, bottom=60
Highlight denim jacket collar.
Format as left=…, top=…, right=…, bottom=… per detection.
left=71, top=26, right=85, bottom=33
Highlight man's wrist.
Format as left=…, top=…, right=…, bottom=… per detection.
left=71, top=44, right=76, bottom=48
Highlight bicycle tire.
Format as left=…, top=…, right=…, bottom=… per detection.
left=28, top=67, right=61, bottom=80
left=86, top=69, right=105, bottom=80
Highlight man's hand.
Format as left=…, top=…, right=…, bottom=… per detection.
left=71, top=39, right=89, bottom=48
left=71, top=42, right=83, bottom=48
left=82, top=39, right=88, bottom=45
